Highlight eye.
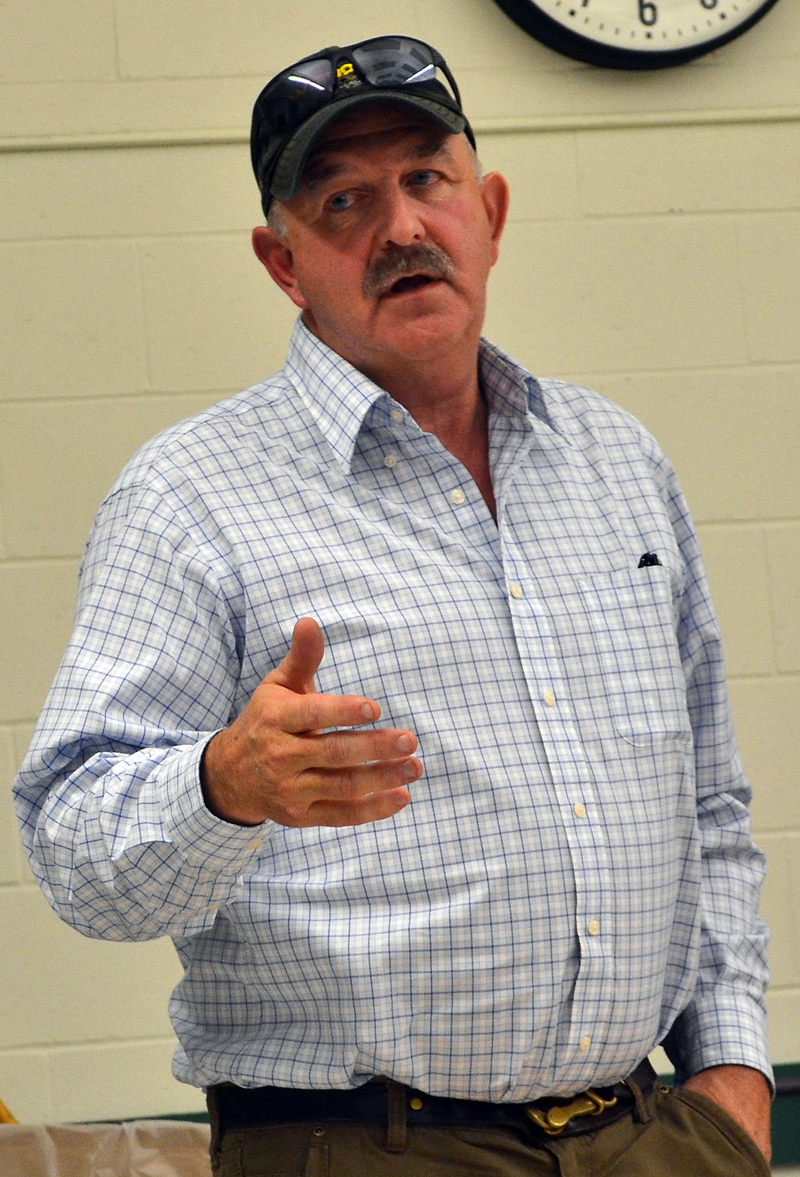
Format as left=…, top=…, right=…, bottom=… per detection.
left=409, top=169, right=437, bottom=187
left=327, top=191, right=355, bottom=212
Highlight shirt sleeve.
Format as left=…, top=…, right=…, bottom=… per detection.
left=13, top=479, right=272, bottom=943
left=656, top=455, right=772, bottom=1087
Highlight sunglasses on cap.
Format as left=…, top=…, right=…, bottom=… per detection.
left=251, top=35, right=473, bottom=209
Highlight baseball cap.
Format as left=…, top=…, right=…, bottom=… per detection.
left=250, top=35, right=475, bottom=214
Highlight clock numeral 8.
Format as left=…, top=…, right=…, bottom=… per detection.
left=638, top=0, right=658, bottom=26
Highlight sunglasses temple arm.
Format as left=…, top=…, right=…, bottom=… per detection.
left=436, top=54, right=463, bottom=109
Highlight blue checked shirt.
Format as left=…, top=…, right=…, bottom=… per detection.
left=14, top=318, right=770, bottom=1099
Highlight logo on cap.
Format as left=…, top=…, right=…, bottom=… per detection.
left=336, top=61, right=361, bottom=88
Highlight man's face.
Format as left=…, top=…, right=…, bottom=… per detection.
left=253, top=105, right=508, bottom=386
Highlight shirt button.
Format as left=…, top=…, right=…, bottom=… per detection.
left=510, top=583, right=523, bottom=599
left=588, top=920, right=600, bottom=936
left=573, top=802, right=586, bottom=818
left=451, top=489, right=466, bottom=506
left=247, top=838, right=263, bottom=851
left=580, top=1036, right=592, bottom=1052
left=390, top=409, right=403, bottom=423
left=384, top=454, right=398, bottom=468
left=544, top=690, right=555, bottom=707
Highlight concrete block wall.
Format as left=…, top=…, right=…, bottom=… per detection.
left=1, top=0, right=798, bottom=1124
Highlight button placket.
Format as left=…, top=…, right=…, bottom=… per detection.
left=499, top=535, right=613, bottom=1070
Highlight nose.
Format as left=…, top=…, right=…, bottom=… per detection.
left=377, top=185, right=425, bottom=250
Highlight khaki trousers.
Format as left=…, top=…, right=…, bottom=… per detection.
left=210, top=1082, right=770, bottom=1177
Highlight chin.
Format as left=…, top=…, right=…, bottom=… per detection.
left=387, top=307, right=478, bottom=354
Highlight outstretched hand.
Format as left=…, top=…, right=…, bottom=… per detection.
left=201, top=617, right=421, bottom=827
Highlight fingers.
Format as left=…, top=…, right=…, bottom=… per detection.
left=279, top=689, right=381, bottom=734
left=306, top=786, right=413, bottom=828
left=266, top=617, right=325, bottom=695
left=292, top=727, right=416, bottom=771
left=306, top=755, right=423, bottom=800
left=263, top=620, right=382, bottom=731
left=203, top=618, right=421, bottom=829
left=254, top=754, right=422, bottom=829
left=263, top=727, right=419, bottom=792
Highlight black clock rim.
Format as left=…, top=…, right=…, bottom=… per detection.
left=491, top=0, right=782, bottom=69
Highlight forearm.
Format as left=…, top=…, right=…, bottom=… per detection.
left=12, top=477, right=269, bottom=939
left=16, top=737, right=269, bottom=942
left=665, top=466, right=771, bottom=1084
left=683, top=1065, right=771, bottom=1161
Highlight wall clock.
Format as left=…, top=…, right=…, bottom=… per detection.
left=491, top=0, right=782, bottom=69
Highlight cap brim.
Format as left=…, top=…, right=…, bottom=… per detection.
left=268, top=91, right=469, bottom=203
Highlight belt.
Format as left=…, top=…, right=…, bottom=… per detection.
left=209, top=1058, right=656, bottom=1145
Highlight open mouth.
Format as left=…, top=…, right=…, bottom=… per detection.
left=387, top=273, right=438, bottom=296
left=363, top=244, right=455, bottom=300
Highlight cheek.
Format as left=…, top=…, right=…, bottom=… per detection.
left=295, top=248, right=366, bottom=306
left=449, top=239, right=495, bottom=297
left=436, top=208, right=496, bottom=280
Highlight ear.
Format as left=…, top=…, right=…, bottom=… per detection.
left=479, top=172, right=510, bottom=266
left=252, top=225, right=309, bottom=311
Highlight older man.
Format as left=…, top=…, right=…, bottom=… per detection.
left=15, top=35, right=771, bottom=1177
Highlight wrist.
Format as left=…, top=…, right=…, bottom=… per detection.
left=201, top=729, right=264, bottom=826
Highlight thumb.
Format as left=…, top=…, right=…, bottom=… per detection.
left=266, top=617, right=324, bottom=695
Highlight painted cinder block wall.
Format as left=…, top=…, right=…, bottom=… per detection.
left=0, top=0, right=798, bottom=1124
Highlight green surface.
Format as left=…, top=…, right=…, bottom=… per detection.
left=772, top=1064, right=800, bottom=1167
left=153, top=1111, right=210, bottom=1123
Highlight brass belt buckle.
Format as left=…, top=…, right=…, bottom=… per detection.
left=525, top=1089, right=618, bottom=1136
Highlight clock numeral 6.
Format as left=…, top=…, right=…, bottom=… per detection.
left=699, top=0, right=718, bottom=7
left=638, top=0, right=658, bottom=25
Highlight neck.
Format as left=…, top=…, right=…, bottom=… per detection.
left=365, top=347, right=497, bottom=521
left=302, top=315, right=497, bottom=518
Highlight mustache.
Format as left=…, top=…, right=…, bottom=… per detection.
left=363, top=243, right=455, bottom=299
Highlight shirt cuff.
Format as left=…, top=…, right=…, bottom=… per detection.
left=159, top=736, right=274, bottom=871
left=663, top=985, right=774, bottom=1094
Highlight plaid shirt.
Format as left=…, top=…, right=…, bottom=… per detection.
left=14, top=318, right=770, bottom=1099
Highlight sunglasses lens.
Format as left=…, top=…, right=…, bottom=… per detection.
left=351, top=37, right=436, bottom=87
left=265, top=58, right=335, bottom=133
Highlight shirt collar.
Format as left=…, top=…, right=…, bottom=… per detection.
left=476, top=336, right=558, bottom=434
left=285, top=318, right=387, bottom=472
left=284, top=316, right=562, bottom=473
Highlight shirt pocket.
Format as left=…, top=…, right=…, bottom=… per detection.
left=574, top=565, right=691, bottom=745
